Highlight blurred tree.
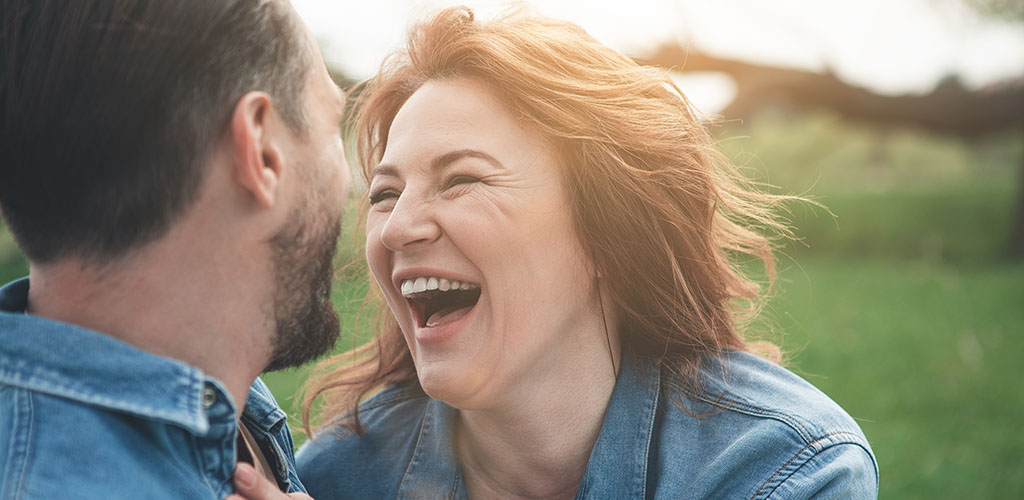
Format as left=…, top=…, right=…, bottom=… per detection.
left=642, top=48, right=1024, bottom=138
left=641, top=42, right=1024, bottom=257
left=959, top=0, right=1024, bottom=19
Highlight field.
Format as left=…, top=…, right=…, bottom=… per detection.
left=1, top=111, right=1021, bottom=498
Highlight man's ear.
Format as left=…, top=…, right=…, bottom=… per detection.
left=229, top=91, right=285, bottom=208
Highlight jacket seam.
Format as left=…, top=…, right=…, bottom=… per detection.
left=689, top=390, right=815, bottom=443
left=2, top=388, right=35, bottom=500
left=244, top=420, right=294, bottom=492
left=638, top=371, right=660, bottom=499
left=396, top=409, right=431, bottom=499
left=188, top=433, right=218, bottom=496
left=0, top=364, right=198, bottom=430
left=244, top=379, right=288, bottom=434
left=360, top=388, right=426, bottom=413
left=448, top=467, right=459, bottom=500
left=749, top=432, right=868, bottom=500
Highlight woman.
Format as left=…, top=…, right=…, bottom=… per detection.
left=297, top=7, right=878, bottom=499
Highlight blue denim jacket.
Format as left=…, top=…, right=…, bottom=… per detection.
left=0, top=278, right=306, bottom=499
left=298, top=349, right=878, bottom=499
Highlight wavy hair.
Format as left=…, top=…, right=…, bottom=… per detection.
left=303, top=6, right=791, bottom=435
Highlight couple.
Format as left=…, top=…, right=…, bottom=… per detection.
left=0, top=1, right=878, bottom=499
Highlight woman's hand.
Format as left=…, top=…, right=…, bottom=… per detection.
left=225, top=463, right=314, bottom=500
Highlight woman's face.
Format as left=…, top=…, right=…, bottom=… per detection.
left=365, top=78, right=602, bottom=409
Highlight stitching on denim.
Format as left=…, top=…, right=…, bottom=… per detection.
left=18, top=391, right=34, bottom=500
left=179, top=374, right=202, bottom=423
left=688, top=388, right=814, bottom=443
left=449, top=467, right=460, bottom=500
left=213, top=420, right=239, bottom=498
left=360, top=387, right=426, bottom=412
left=2, top=388, right=35, bottom=500
left=0, top=361, right=201, bottom=430
left=397, top=408, right=431, bottom=499
left=190, top=433, right=218, bottom=496
left=243, top=382, right=288, bottom=433
left=638, top=368, right=661, bottom=499
left=750, top=439, right=815, bottom=500
left=258, top=427, right=293, bottom=491
left=749, top=432, right=868, bottom=500
left=190, top=416, right=238, bottom=496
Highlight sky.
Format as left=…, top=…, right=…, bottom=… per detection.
left=292, top=0, right=1024, bottom=114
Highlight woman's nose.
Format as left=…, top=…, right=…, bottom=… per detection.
left=379, top=193, right=441, bottom=251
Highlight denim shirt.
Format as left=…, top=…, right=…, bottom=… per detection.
left=298, top=350, right=878, bottom=499
left=0, top=278, right=306, bottom=499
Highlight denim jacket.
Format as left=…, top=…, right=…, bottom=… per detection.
left=0, top=278, right=306, bottom=499
left=298, top=349, right=877, bottom=499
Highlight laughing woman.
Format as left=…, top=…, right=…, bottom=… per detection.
left=297, top=7, right=877, bottom=499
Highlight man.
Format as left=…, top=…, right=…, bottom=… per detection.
left=0, top=0, right=349, bottom=498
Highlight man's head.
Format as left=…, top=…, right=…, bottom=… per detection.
left=1, top=0, right=311, bottom=262
left=0, top=0, right=349, bottom=370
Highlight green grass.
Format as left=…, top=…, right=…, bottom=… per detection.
left=767, top=258, right=1024, bottom=499
left=783, top=188, right=1018, bottom=263
left=0, top=225, right=27, bottom=284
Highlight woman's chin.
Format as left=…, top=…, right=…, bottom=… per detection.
left=417, top=370, right=465, bottom=402
left=416, top=365, right=490, bottom=409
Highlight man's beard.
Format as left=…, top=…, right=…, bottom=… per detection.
left=264, top=202, right=343, bottom=372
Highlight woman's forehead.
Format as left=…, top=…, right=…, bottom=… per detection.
left=381, top=79, right=548, bottom=168
left=390, top=80, right=514, bottom=134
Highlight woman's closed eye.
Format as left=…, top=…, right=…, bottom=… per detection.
left=370, top=175, right=479, bottom=207
left=445, top=174, right=480, bottom=190
left=369, top=188, right=399, bottom=206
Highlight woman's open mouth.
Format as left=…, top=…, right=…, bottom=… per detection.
left=400, top=277, right=482, bottom=328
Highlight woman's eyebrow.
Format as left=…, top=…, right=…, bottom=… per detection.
left=372, top=149, right=507, bottom=181
left=430, top=149, right=507, bottom=173
left=371, top=163, right=399, bottom=180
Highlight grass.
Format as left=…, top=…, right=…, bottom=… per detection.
left=783, top=188, right=1017, bottom=263
left=0, top=225, right=26, bottom=285
left=767, top=258, right=1024, bottom=499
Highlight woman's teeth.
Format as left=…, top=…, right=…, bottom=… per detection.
left=400, top=276, right=479, bottom=297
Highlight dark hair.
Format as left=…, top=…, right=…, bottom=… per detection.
left=0, top=0, right=311, bottom=263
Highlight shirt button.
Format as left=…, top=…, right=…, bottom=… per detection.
left=202, top=387, right=217, bottom=408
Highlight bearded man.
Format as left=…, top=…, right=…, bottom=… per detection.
left=0, top=1, right=349, bottom=497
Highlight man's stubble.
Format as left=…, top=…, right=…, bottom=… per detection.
left=265, top=191, right=343, bottom=372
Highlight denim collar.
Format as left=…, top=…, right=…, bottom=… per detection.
left=398, top=354, right=662, bottom=500
left=398, top=397, right=463, bottom=499
left=243, top=378, right=289, bottom=436
left=576, top=355, right=661, bottom=499
left=0, top=278, right=244, bottom=436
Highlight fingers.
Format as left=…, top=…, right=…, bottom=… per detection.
left=230, top=463, right=314, bottom=500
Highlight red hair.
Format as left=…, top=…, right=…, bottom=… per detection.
left=304, top=7, right=790, bottom=434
